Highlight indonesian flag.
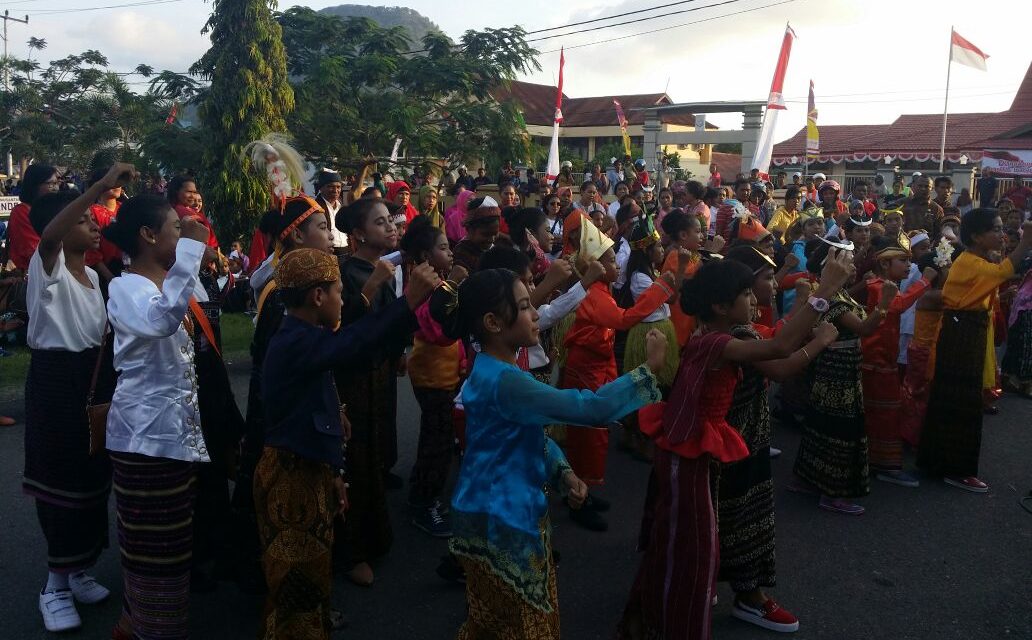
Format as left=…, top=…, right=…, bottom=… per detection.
left=805, top=80, right=819, bottom=158
left=750, top=25, right=796, bottom=179
left=545, top=48, right=565, bottom=183
left=950, top=29, right=988, bottom=71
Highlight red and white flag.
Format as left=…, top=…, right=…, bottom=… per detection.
left=950, top=29, right=988, bottom=71
left=545, top=48, right=565, bottom=183
left=750, top=24, right=796, bottom=179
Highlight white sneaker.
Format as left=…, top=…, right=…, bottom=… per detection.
left=39, top=589, right=82, bottom=632
left=69, top=572, right=110, bottom=604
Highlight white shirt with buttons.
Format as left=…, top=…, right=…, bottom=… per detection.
left=105, top=238, right=210, bottom=463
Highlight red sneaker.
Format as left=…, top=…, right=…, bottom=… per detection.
left=944, top=476, right=988, bottom=493
left=732, top=598, right=800, bottom=633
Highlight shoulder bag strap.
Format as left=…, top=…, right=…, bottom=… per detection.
left=188, top=296, right=222, bottom=358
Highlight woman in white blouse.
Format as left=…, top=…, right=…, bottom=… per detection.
left=22, top=164, right=133, bottom=633
left=101, top=192, right=210, bottom=640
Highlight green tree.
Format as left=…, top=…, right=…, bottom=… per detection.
left=192, top=0, right=295, bottom=244
left=277, top=7, right=537, bottom=180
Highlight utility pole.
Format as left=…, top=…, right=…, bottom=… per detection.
left=1, top=10, right=29, bottom=178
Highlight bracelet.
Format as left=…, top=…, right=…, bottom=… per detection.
left=800, top=346, right=811, bottom=362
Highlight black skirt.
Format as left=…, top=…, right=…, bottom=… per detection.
left=23, top=346, right=115, bottom=507
left=918, top=309, right=987, bottom=478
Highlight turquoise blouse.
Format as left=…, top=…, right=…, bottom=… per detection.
left=450, top=353, right=660, bottom=611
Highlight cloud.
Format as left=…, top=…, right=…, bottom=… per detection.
left=42, top=9, right=208, bottom=73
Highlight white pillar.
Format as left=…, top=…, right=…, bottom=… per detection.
left=741, top=105, right=763, bottom=174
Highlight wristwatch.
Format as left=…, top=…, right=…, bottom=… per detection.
left=807, top=296, right=830, bottom=313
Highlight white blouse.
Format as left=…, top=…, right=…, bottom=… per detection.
left=630, top=272, right=670, bottom=323
left=26, top=250, right=106, bottom=352
left=105, top=238, right=209, bottom=463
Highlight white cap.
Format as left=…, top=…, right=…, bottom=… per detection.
left=813, top=172, right=827, bottom=180
left=912, top=171, right=922, bottom=177
left=792, top=172, right=802, bottom=178
left=561, top=160, right=573, bottom=168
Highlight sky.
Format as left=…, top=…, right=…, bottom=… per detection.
left=4, top=0, right=1030, bottom=146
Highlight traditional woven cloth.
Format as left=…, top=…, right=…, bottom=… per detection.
left=111, top=453, right=196, bottom=640
left=918, top=309, right=987, bottom=477
left=254, top=447, right=336, bottom=640
left=793, top=293, right=870, bottom=498
left=718, top=325, right=776, bottom=593
left=23, top=346, right=115, bottom=572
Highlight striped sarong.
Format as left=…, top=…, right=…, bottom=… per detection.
left=23, top=346, right=115, bottom=572
left=111, top=453, right=196, bottom=640
left=618, top=451, right=717, bottom=640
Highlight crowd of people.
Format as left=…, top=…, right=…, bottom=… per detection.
left=1, top=147, right=1031, bottom=640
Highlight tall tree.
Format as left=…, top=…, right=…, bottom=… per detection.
left=192, top=0, right=294, bottom=244
left=276, top=7, right=538, bottom=180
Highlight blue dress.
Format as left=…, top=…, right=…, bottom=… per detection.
left=450, top=353, right=660, bottom=612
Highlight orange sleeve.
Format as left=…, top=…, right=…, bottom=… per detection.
left=582, top=281, right=671, bottom=331
left=890, top=278, right=931, bottom=313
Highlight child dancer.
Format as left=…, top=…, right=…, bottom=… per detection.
left=900, top=245, right=954, bottom=447
left=255, top=248, right=437, bottom=639
left=431, top=268, right=668, bottom=640
left=102, top=193, right=211, bottom=640
left=860, top=235, right=935, bottom=486
left=918, top=211, right=1032, bottom=492
left=617, top=214, right=681, bottom=460
left=618, top=254, right=851, bottom=640
left=560, top=221, right=676, bottom=531
left=400, top=216, right=464, bottom=537
left=792, top=238, right=896, bottom=515
left=659, top=210, right=721, bottom=347
left=23, top=164, right=131, bottom=632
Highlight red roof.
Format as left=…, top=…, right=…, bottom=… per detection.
left=710, top=152, right=742, bottom=181
left=495, top=80, right=704, bottom=128
left=772, top=59, right=1032, bottom=161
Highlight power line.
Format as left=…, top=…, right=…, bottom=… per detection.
left=537, top=0, right=800, bottom=54
left=23, top=0, right=184, bottom=14
left=524, top=0, right=719, bottom=35
left=525, top=0, right=749, bottom=44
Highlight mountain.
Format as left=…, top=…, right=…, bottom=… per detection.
left=317, top=5, right=444, bottom=46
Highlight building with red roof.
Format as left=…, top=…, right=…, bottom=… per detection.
left=770, top=60, right=1032, bottom=199
left=493, top=80, right=720, bottom=178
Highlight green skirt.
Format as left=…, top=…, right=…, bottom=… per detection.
left=622, top=318, right=679, bottom=388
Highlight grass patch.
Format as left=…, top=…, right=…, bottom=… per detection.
left=0, top=312, right=254, bottom=393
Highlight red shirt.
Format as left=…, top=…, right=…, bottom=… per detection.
left=861, top=277, right=931, bottom=367
left=86, top=203, right=123, bottom=266
left=174, top=205, right=219, bottom=249
left=6, top=203, right=39, bottom=272
left=562, top=280, right=671, bottom=390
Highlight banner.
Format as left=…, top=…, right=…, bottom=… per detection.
left=805, top=79, right=819, bottom=159
left=0, top=196, right=19, bottom=218
left=981, top=149, right=1032, bottom=178
left=613, top=99, right=632, bottom=158
left=750, top=24, right=796, bottom=179
left=545, top=48, right=565, bottom=183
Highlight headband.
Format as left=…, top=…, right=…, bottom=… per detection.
left=908, top=232, right=929, bottom=247
left=818, top=236, right=855, bottom=252
left=278, top=195, right=324, bottom=242
left=874, top=246, right=911, bottom=261
left=629, top=229, right=660, bottom=250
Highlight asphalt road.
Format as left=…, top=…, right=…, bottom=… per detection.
left=1, top=357, right=1030, bottom=640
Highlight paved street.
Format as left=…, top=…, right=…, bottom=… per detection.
left=1, top=357, right=1030, bottom=640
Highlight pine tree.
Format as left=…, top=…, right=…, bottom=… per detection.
left=191, top=0, right=294, bottom=244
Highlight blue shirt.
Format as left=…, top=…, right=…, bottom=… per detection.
left=262, top=300, right=415, bottom=469
left=450, top=353, right=660, bottom=610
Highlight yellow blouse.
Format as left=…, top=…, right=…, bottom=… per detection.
left=941, top=252, right=1015, bottom=310
left=768, top=207, right=799, bottom=234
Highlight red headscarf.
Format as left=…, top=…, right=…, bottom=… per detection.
left=387, top=181, right=420, bottom=223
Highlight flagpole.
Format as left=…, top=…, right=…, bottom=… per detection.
left=939, top=27, right=953, bottom=173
